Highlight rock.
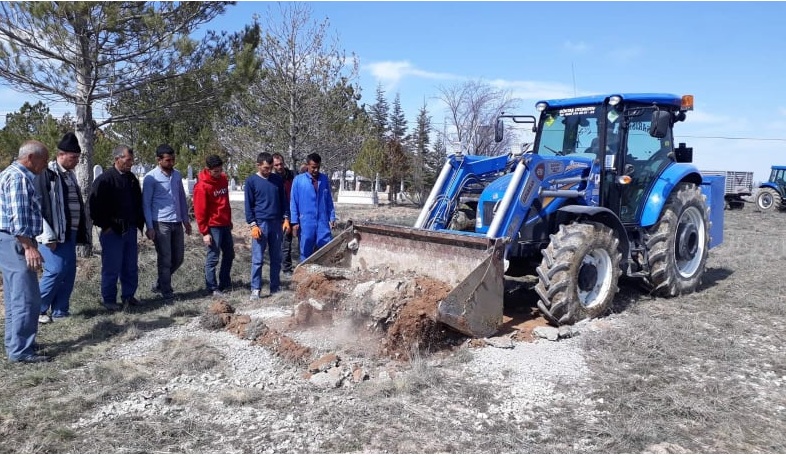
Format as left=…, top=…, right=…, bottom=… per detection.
left=533, top=326, right=559, bottom=341
left=309, top=370, right=343, bottom=389
left=371, top=280, right=403, bottom=301
left=308, top=353, right=340, bottom=373
left=208, top=301, right=234, bottom=314
left=309, top=366, right=347, bottom=389
left=351, top=365, right=369, bottom=383
left=558, top=325, right=580, bottom=339
left=644, top=442, right=688, bottom=454
left=352, top=281, right=376, bottom=298
left=484, top=336, right=514, bottom=349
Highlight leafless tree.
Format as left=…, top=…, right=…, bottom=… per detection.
left=215, top=3, right=360, bottom=171
left=438, top=80, right=519, bottom=156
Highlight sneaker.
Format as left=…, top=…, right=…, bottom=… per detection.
left=13, top=354, right=51, bottom=363
left=38, top=314, right=52, bottom=324
left=211, top=289, right=225, bottom=297
left=249, top=289, right=260, bottom=301
left=102, top=302, right=122, bottom=312
left=122, top=296, right=143, bottom=307
left=51, top=312, right=70, bottom=319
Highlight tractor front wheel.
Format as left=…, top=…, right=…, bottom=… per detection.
left=756, top=187, right=781, bottom=212
left=644, top=183, right=709, bottom=296
left=535, top=222, right=622, bottom=326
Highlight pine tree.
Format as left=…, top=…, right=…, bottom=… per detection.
left=368, top=83, right=389, bottom=139
left=408, top=102, right=432, bottom=205
left=390, top=93, right=408, bottom=141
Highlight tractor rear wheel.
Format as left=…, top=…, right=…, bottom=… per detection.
left=535, top=222, right=621, bottom=326
left=644, top=182, right=709, bottom=296
left=756, top=187, right=781, bottom=212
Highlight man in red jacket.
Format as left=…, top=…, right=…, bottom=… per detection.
left=193, top=155, right=235, bottom=296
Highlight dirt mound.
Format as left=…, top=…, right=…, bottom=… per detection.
left=201, top=301, right=312, bottom=364
left=290, top=266, right=467, bottom=360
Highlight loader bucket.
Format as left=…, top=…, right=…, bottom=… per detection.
left=296, top=221, right=507, bottom=338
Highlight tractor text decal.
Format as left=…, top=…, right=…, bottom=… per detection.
left=519, top=178, right=537, bottom=205
left=548, top=161, right=564, bottom=174
left=558, top=106, right=596, bottom=116
left=565, top=160, right=589, bottom=171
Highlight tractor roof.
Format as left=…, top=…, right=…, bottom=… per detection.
left=538, top=93, right=683, bottom=109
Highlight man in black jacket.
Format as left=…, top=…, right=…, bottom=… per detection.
left=88, top=145, right=145, bottom=311
left=35, top=132, right=89, bottom=322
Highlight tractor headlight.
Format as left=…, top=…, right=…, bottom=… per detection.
left=609, top=95, right=623, bottom=106
left=535, top=102, right=548, bottom=112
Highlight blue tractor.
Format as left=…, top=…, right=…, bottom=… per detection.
left=755, top=165, right=786, bottom=211
left=300, top=93, right=725, bottom=337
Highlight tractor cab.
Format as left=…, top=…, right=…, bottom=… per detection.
left=524, top=93, right=695, bottom=224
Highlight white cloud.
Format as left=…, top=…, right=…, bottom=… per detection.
left=364, top=60, right=462, bottom=90
left=564, top=40, right=590, bottom=53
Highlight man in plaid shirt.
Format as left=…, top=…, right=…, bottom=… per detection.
left=0, top=140, right=51, bottom=363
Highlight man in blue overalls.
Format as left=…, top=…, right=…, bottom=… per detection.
left=289, top=153, right=336, bottom=261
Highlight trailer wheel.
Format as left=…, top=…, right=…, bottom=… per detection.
left=756, top=187, right=781, bottom=212
left=644, top=183, right=709, bottom=296
left=535, top=222, right=621, bottom=326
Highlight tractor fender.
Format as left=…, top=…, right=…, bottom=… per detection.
left=640, top=164, right=702, bottom=228
left=557, top=205, right=631, bottom=266
left=759, top=182, right=781, bottom=193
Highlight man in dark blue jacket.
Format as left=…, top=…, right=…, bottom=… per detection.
left=290, top=152, right=336, bottom=262
left=244, top=152, right=288, bottom=300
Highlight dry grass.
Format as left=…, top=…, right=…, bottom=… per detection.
left=2, top=202, right=786, bottom=452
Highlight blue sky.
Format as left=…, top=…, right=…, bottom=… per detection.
left=2, top=1, right=785, bottom=182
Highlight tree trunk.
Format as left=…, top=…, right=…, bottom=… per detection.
left=74, top=97, right=96, bottom=258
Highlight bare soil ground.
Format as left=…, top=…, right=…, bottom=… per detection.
left=1, top=202, right=785, bottom=453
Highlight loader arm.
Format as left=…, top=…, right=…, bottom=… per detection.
left=415, top=153, right=515, bottom=231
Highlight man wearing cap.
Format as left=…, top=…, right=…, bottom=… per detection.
left=143, top=144, right=192, bottom=301
left=34, top=132, right=89, bottom=323
left=193, top=154, right=234, bottom=296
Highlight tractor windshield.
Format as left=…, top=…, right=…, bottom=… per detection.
left=536, top=106, right=602, bottom=158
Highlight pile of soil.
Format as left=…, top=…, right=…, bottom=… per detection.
left=290, top=265, right=466, bottom=360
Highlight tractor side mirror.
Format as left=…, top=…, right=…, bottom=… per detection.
left=649, top=110, right=671, bottom=138
left=494, top=118, right=504, bottom=142
left=674, top=143, right=693, bottom=163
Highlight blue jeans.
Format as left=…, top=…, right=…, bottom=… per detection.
left=39, top=229, right=77, bottom=317
left=0, top=232, right=41, bottom=361
left=152, top=221, right=184, bottom=296
left=251, top=220, right=282, bottom=293
left=281, top=229, right=294, bottom=273
left=205, top=226, right=235, bottom=292
left=99, top=228, right=139, bottom=304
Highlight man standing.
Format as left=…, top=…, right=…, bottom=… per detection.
left=35, top=132, right=89, bottom=323
left=143, top=144, right=192, bottom=302
left=89, top=145, right=145, bottom=311
left=244, top=152, right=287, bottom=300
left=0, top=140, right=50, bottom=363
left=290, top=152, right=336, bottom=262
left=272, top=152, right=295, bottom=275
left=193, top=154, right=234, bottom=296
